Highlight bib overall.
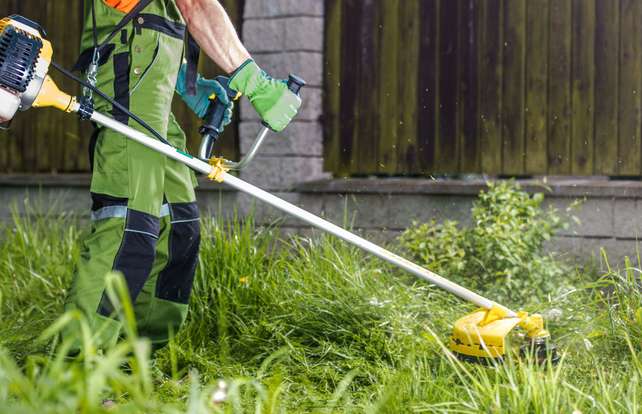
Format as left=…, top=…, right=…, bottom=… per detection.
left=64, top=0, right=200, bottom=350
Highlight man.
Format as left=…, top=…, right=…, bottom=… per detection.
left=64, top=0, right=301, bottom=351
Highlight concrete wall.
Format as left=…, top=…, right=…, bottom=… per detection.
left=1, top=175, right=640, bottom=266
left=293, top=178, right=642, bottom=265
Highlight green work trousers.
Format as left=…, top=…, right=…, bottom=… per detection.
left=63, top=0, right=199, bottom=351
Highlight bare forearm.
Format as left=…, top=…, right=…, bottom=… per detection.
left=176, top=0, right=251, bottom=73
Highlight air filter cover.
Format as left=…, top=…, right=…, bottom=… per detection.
left=0, top=18, right=43, bottom=95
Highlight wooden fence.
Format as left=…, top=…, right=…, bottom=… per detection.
left=0, top=0, right=242, bottom=173
left=325, top=0, right=642, bottom=177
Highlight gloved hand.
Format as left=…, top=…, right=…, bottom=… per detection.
left=229, top=59, right=301, bottom=132
left=175, top=64, right=234, bottom=128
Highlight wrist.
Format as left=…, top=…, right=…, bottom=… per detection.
left=229, top=59, right=261, bottom=96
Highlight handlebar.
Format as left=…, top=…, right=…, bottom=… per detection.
left=198, top=73, right=306, bottom=170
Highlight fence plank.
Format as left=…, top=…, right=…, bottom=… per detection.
left=416, top=0, right=439, bottom=174
left=354, top=0, right=380, bottom=175
left=377, top=0, right=399, bottom=174
left=547, top=0, right=572, bottom=174
left=479, top=0, right=503, bottom=173
left=618, top=0, right=642, bottom=176
left=571, top=0, right=596, bottom=175
left=337, top=0, right=362, bottom=175
left=458, top=0, right=480, bottom=172
left=525, top=0, right=549, bottom=174
left=594, top=0, right=620, bottom=175
left=323, top=0, right=343, bottom=175
left=501, top=0, right=526, bottom=175
left=397, top=0, right=420, bottom=174
left=63, top=1, right=86, bottom=172
left=435, top=0, right=459, bottom=173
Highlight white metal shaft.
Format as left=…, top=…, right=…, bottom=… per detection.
left=89, top=110, right=515, bottom=316
left=222, top=172, right=513, bottom=314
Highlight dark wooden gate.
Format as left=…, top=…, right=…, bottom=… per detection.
left=325, top=0, right=642, bottom=177
left=0, top=0, right=242, bottom=173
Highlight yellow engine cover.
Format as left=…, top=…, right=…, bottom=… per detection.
left=449, top=309, right=522, bottom=359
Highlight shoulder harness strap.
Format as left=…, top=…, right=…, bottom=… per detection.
left=73, top=0, right=153, bottom=72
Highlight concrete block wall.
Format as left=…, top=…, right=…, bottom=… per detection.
left=239, top=0, right=329, bottom=192
left=1, top=177, right=641, bottom=267
left=293, top=178, right=642, bottom=265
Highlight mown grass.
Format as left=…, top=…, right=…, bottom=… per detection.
left=0, top=197, right=640, bottom=413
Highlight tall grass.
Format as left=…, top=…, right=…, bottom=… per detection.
left=0, top=204, right=79, bottom=359
left=0, top=202, right=640, bottom=412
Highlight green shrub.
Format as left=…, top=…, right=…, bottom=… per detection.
left=399, top=181, right=571, bottom=304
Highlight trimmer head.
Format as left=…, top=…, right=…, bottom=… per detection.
left=449, top=306, right=559, bottom=364
left=520, top=337, right=561, bottom=365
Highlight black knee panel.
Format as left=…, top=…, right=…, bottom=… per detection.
left=98, top=208, right=160, bottom=317
left=156, top=202, right=201, bottom=304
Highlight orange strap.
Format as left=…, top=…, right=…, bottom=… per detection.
left=103, top=0, right=140, bottom=13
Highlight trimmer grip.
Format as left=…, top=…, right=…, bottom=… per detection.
left=198, top=76, right=239, bottom=159
left=201, top=97, right=228, bottom=136
left=200, top=76, right=238, bottom=137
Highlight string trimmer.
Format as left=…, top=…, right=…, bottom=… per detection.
left=0, top=15, right=559, bottom=364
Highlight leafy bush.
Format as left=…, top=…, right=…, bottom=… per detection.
left=399, top=181, right=571, bottom=304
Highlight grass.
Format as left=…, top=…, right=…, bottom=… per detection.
left=0, top=201, right=640, bottom=413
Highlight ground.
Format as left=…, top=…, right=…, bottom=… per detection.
left=0, top=184, right=640, bottom=413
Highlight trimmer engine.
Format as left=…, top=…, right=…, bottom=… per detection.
left=0, top=15, right=52, bottom=125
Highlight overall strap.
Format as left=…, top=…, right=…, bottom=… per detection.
left=185, top=34, right=200, bottom=96
left=96, top=0, right=153, bottom=53
left=73, top=0, right=153, bottom=72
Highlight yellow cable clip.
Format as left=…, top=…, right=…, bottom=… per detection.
left=208, top=157, right=229, bottom=183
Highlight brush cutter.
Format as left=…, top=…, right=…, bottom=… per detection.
left=0, top=15, right=559, bottom=364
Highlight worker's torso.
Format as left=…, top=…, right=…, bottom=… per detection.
left=80, top=0, right=185, bottom=135
left=80, top=0, right=196, bottom=213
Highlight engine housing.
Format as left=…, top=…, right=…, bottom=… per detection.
left=0, top=15, right=52, bottom=124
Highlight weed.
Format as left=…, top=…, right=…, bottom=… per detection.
left=399, top=181, right=574, bottom=305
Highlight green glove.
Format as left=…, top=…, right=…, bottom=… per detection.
left=175, top=64, right=234, bottom=127
left=229, top=59, right=301, bottom=132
